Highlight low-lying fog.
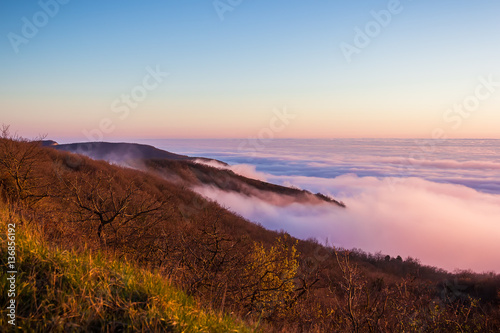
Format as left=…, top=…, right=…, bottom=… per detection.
left=154, top=139, right=500, bottom=273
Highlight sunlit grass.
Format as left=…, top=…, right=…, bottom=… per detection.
left=0, top=207, right=255, bottom=332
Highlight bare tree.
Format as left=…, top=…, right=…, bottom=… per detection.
left=330, top=249, right=388, bottom=332
left=0, top=125, right=49, bottom=206
left=61, top=170, right=165, bottom=248
left=176, top=206, right=243, bottom=309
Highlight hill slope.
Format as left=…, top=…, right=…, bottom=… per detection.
left=1, top=135, right=498, bottom=332
left=44, top=141, right=226, bottom=165
left=0, top=204, right=255, bottom=332
left=45, top=141, right=345, bottom=207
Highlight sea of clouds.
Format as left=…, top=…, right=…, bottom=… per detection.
left=149, top=139, right=500, bottom=273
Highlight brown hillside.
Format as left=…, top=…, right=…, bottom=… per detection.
left=1, top=132, right=499, bottom=332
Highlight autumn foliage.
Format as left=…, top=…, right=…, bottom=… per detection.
left=1, top=129, right=499, bottom=332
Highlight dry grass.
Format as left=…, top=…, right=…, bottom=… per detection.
left=0, top=206, right=256, bottom=332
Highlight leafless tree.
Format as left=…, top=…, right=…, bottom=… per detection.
left=61, top=170, right=165, bottom=248
left=0, top=124, right=49, bottom=207
left=330, top=249, right=388, bottom=332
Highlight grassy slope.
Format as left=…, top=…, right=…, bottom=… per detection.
left=0, top=206, right=255, bottom=332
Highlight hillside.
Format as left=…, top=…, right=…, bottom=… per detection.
left=43, top=141, right=227, bottom=165
left=0, top=204, right=255, bottom=332
left=45, top=141, right=345, bottom=207
left=1, top=133, right=499, bottom=332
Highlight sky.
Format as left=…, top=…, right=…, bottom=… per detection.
left=1, top=0, right=500, bottom=140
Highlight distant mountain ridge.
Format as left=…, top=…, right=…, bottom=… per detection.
left=43, top=140, right=344, bottom=207
left=42, top=141, right=227, bottom=165
left=145, top=159, right=346, bottom=207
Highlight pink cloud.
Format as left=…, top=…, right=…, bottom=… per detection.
left=193, top=174, right=500, bottom=273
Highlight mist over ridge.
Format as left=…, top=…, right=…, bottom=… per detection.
left=143, top=138, right=500, bottom=273
left=46, top=138, right=500, bottom=273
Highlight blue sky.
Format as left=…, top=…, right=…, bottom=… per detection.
left=1, top=0, right=500, bottom=140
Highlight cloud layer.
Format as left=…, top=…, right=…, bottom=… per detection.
left=194, top=173, right=500, bottom=273
left=150, top=138, right=500, bottom=194
left=148, top=138, right=500, bottom=273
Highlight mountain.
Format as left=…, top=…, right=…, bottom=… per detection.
left=43, top=141, right=226, bottom=165
left=45, top=141, right=345, bottom=207
left=145, top=158, right=345, bottom=207
left=1, top=136, right=498, bottom=332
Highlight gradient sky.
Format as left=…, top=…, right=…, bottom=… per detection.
left=1, top=0, right=500, bottom=141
